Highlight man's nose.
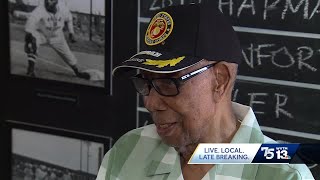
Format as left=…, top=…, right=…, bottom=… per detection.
left=143, top=87, right=166, bottom=112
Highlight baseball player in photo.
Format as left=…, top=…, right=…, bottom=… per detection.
left=24, top=0, right=90, bottom=79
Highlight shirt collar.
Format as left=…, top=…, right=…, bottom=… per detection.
left=231, top=102, right=265, bottom=144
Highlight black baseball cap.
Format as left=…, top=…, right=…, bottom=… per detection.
left=112, top=2, right=242, bottom=76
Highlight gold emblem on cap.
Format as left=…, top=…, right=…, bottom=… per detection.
left=143, top=56, right=185, bottom=68
left=145, top=11, right=174, bottom=46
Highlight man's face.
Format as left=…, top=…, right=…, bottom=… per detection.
left=143, top=61, right=217, bottom=150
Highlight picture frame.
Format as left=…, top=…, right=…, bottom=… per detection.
left=6, top=120, right=113, bottom=180
left=7, top=0, right=113, bottom=94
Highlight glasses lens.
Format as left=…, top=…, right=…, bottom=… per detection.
left=153, top=79, right=178, bottom=96
left=131, top=77, right=150, bottom=95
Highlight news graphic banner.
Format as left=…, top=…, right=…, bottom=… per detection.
left=189, top=143, right=320, bottom=164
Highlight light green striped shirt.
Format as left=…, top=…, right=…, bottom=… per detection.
left=96, top=103, right=314, bottom=180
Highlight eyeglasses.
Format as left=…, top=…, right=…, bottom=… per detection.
left=130, top=63, right=218, bottom=97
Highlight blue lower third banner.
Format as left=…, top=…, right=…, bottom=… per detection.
left=188, top=144, right=320, bottom=164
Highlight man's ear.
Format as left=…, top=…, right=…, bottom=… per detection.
left=212, top=63, right=231, bottom=101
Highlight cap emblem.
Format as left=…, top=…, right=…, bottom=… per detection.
left=142, top=56, right=185, bottom=68
left=145, top=12, right=174, bottom=46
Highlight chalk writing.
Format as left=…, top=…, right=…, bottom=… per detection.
left=149, top=0, right=173, bottom=11
left=149, top=0, right=202, bottom=11
left=145, top=0, right=320, bottom=22
left=242, top=43, right=318, bottom=71
left=218, top=0, right=320, bottom=20
left=282, top=0, right=309, bottom=20
left=233, top=90, right=294, bottom=119
left=275, top=93, right=294, bottom=118
left=248, top=93, right=267, bottom=115
left=237, top=0, right=256, bottom=17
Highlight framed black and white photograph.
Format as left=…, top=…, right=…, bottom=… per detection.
left=9, top=121, right=113, bottom=180
left=8, top=0, right=112, bottom=89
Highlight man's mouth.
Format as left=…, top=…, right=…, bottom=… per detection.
left=159, top=123, right=173, bottom=128
left=156, top=122, right=177, bottom=136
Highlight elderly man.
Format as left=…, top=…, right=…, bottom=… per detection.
left=96, top=3, right=314, bottom=180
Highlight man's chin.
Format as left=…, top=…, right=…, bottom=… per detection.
left=161, top=137, right=185, bottom=149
